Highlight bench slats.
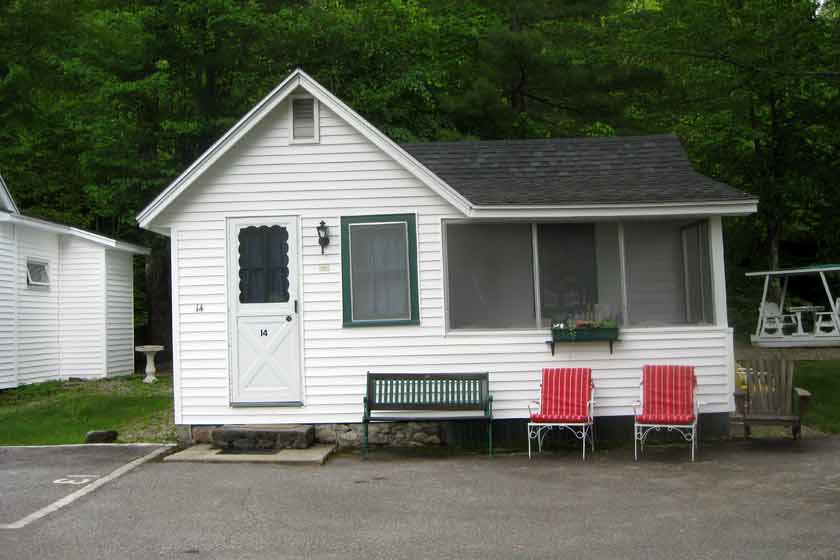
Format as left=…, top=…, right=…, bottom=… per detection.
left=366, top=373, right=490, bottom=411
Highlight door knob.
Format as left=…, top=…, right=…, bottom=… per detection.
left=286, top=315, right=292, bottom=322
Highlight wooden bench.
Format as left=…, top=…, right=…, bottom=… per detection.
left=731, top=358, right=812, bottom=439
left=363, top=372, right=493, bottom=457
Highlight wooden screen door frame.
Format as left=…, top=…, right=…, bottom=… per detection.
left=226, top=215, right=304, bottom=406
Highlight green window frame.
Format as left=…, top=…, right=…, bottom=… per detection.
left=341, top=214, right=420, bottom=327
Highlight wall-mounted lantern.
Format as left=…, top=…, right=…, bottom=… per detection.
left=316, top=220, right=330, bottom=254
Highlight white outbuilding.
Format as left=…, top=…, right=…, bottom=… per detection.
left=137, top=70, right=757, bottom=441
left=0, top=174, right=149, bottom=389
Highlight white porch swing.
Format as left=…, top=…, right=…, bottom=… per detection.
left=747, top=265, right=840, bottom=347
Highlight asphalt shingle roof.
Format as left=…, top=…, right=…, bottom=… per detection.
left=400, top=134, right=753, bottom=206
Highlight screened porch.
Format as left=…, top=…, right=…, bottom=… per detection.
left=442, top=219, right=717, bottom=334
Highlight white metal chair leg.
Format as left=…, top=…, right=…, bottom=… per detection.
left=581, top=426, right=586, bottom=460
left=634, top=424, right=638, bottom=461
left=691, top=425, right=696, bottom=462
left=528, top=425, right=532, bottom=459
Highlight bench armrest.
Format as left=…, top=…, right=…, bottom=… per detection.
left=733, top=389, right=747, bottom=416
left=794, top=387, right=812, bottom=417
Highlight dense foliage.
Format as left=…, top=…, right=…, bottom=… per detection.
left=1, top=0, right=838, bottom=337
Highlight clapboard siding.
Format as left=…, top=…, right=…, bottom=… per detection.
left=0, top=223, right=16, bottom=388
left=105, top=250, right=135, bottom=375
left=160, top=98, right=736, bottom=426
left=15, top=227, right=61, bottom=384
left=58, top=236, right=105, bottom=378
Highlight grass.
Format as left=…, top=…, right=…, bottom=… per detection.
left=0, top=375, right=176, bottom=445
left=1, top=360, right=836, bottom=445
left=795, top=360, right=840, bottom=434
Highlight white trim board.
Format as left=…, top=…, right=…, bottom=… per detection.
left=0, top=212, right=149, bottom=255
left=0, top=172, right=20, bottom=214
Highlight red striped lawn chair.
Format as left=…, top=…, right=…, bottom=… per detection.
left=633, top=364, right=703, bottom=462
left=527, top=367, right=595, bottom=460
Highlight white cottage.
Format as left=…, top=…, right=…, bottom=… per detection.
left=136, top=70, right=757, bottom=442
left=0, top=174, right=149, bottom=389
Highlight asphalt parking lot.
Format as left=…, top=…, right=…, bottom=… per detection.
left=0, top=444, right=169, bottom=529
left=1, top=438, right=839, bottom=559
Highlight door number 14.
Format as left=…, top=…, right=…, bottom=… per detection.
left=260, top=329, right=269, bottom=337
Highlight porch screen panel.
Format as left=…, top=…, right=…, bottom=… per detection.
left=595, top=223, right=623, bottom=323
left=350, top=222, right=410, bottom=321
left=682, top=221, right=714, bottom=324
left=624, top=221, right=687, bottom=325
left=447, top=223, right=535, bottom=329
left=537, top=224, right=598, bottom=326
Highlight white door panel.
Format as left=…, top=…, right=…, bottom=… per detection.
left=227, top=216, right=302, bottom=405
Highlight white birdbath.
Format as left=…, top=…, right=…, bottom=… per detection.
left=135, top=345, right=164, bottom=384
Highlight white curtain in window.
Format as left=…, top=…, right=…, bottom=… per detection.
left=350, top=222, right=410, bottom=321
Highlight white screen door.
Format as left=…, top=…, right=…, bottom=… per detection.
left=227, top=216, right=302, bottom=405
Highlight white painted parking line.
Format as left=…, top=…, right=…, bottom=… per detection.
left=0, top=446, right=171, bottom=530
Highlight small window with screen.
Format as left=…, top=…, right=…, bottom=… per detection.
left=26, top=259, right=50, bottom=287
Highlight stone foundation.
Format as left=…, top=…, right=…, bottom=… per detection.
left=210, top=425, right=315, bottom=451
left=178, top=413, right=729, bottom=450
left=315, top=422, right=443, bottom=449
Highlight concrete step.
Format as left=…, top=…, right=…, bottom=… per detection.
left=210, top=425, right=315, bottom=452
left=164, top=443, right=335, bottom=465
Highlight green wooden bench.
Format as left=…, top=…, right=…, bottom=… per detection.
left=363, top=372, right=493, bottom=457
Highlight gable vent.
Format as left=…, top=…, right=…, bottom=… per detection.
left=292, top=98, right=316, bottom=141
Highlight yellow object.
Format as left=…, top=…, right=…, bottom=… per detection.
left=735, top=364, right=748, bottom=391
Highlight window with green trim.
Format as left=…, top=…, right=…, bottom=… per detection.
left=341, top=214, right=420, bottom=327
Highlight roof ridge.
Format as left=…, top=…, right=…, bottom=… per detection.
left=399, top=133, right=679, bottom=147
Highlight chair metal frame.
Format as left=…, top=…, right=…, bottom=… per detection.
left=527, top=371, right=595, bottom=460
left=633, top=367, right=705, bottom=462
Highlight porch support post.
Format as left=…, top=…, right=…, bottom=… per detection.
left=756, top=275, right=769, bottom=337
left=709, top=217, right=728, bottom=328
left=618, top=222, right=629, bottom=325
left=779, top=277, right=788, bottom=311
left=819, top=271, right=839, bottom=332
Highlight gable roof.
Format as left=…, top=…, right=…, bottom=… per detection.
left=401, top=135, right=754, bottom=206
left=136, top=69, right=472, bottom=229
left=0, top=172, right=20, bottom=214
left=0, top=211, right=149, bottom=254
left=137, top=69, right=756, bottom=228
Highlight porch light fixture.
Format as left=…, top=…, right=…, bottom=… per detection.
left=316, top=220, right=330, bottom=254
